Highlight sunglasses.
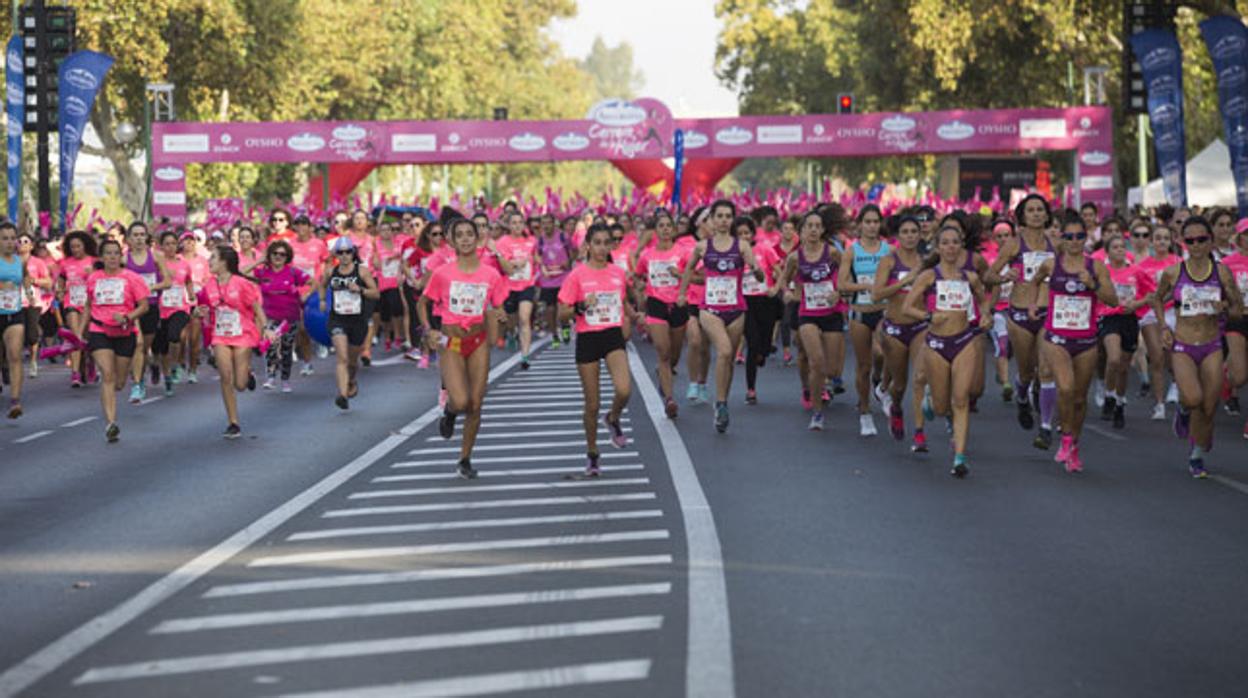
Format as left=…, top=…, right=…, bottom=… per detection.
left=270, top=251, right=288, bottom=258
left=428, top=232, right=444, bottom=237
left=272, top=217, right=288, bottom=223
left=336, top=250, right=354, bottom=256
left=1132, top=230, right=1152, bottom=238
left=1061, top=232, right=1088, bottom=241
left=1184, top=236, right=1211, bottom=245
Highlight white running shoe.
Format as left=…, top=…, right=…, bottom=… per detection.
left=859, top=413, right=878, bottom=437
left=1166, top=382, right=1178, bottom=404
left=1151, top=402, right=1166, bottom=421
left=316, top=345, right=329, bottom=359
left=262, top=378, right=276, bottom=391
left=300, top=362, right=314, bottom=376
left=1093, top=379, right=1105, bottom=409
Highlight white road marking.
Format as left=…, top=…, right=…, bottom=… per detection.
left=371, top=464, right=644, bottom=482
left=59, top=416, right=98, bottom=428
left=1211, top=474, right=1248, bottom=497
left=13, top=430, right=53, bottom=444
left=391, top=452, right=638, bottom=468
left=0, top=344, right=539, bottom=698
left=247, top=529, right=670, bottom=567
left=486, top=393, right=606, bottom=401
left=1083, top=424, right=1127, bottom=442
left=628, top=345, right=735, bottom=698
left=482, top=401, right=613, bottom=410
left=323, top=492, right=656, bottom=519
left=74, top=616, right=664, bottom=684
left=137, top=395, right=164, bottom=406
left=289, top=510, right=665, bottom=541
left=427, top=427, right=633, bottom=442
left=152, top=583, right=672, bottom=634
left=477, top=408, right=630, bottom=418
left=467, top=417, right=631, bottom=428
left=348, top=477, right=651, bottom=500
left=409, top=439, right=601, bottom=454
left=204, top=554, right=672, bottom=598
left=267, top=659, right=651, bottom=698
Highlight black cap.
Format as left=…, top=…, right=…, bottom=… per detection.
left=293, top=214, right=312, bottom=225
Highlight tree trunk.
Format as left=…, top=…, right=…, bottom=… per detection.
left=87, top=92, right=145, bottom=219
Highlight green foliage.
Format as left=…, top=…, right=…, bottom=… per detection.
left=580, top=36, right=645, bottom=99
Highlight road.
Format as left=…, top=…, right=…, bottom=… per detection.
left=1, top=335, right=1246, bottom=697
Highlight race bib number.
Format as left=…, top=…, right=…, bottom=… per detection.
left=508, top=257, right=532, bottom=282
left=333, top=290, right=363, bottom=315
left=0, top=288, right=19, bottom=312
left=1113, top=283, right=1136, bottom=305
left=934, top=279, right=972, bottom=312
left=448, top=281, right=487, bottom=318
left=382, top=258, right=401, bottom=279
left=704, top=275, right=739, bottom=306
left=214, top=308, right=242, bottom=337
left=160, top=286, right=185, bottom=309
left=93, top=278, right=126, bottom=306
left=854, top=274, right=875, bottom=305
left=999, top=280, right=1014, bottom=297
left=647, top=260, right=678, bottom=288
left=804, top=280, right=835, bottom=310
left=1051, top=294, right=1092, bottom=331
left=140, top=272, right=158, bottom=290
left=1180, top=285, right=1221, bottom=317
left=585, top=291, right=622, bottom=327
left=68, top=284, right=87, bottom=307
left=742, top=271, right=767, bottom=296
left=1022, top=251, right=1053, bottom=282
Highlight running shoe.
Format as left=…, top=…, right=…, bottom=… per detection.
left=1151, top=402, right=1166, bottom=421
left=686, top=383, right=701, bottom=404
left=247, top=372, right=257, bottom=391
left=457, top=458, right=478, bottom=480
left=439, top=410, right=457, bottom=439
left=1055, top=434, right=1074, bottom=464
left=223, top=423, right=242, bottom=439
left=1166, top=382, right=1178, bottom=404
left=922, top=391, right=936, bottom=422
left=821, top=388, right=832, bottom=404
left=889, top=404, right=904, bottom=441
left=70, top=372, right=82, bottom=389
left=561, top=327, right=572, bottom=344
left=551, top=337, right=562, bottom=348
left=911, top=430, right=929, bottom=453
left=27, top=361, right=37, bottom=379
left=714, top=402, right=730, bottom=433
left=808, top=411, right=825, bottom=431
left=316, top=345, right=329, bottom=359
left=1016, top=398, right=1034, bottom=431
left=735, top=350, right=744, bottom=365
left=335, top=395, right=349, bottom=411
left=404, top=347, right=422, bottom=362
left=129, top=383, right=145, bottom=404
left=505, top=334, right=518, bottom=352
left=1225, top=397, right=1241, bottom=416
left=1033, top=426, right=1052, bottom=450
left=86, top=362, right=98, bottom=384
left=281, top=380, right=293, bottom=393
left=745, top=389, right=757, bottom=405
left=1100, top=396, right=1115, bottom=421
left=831, top=377, right=846, bottom=395
left=951, top=453, right=968, bottom=478
left=187, top=370, right=199, bottom=385
left=800, top=389, right=813, bottom=410
left=438, top=388, right=448, bottom=408
left=584, top=452, right=601, bottom=478
left=163, top=376, right=174, bottom=398
left=1064, top=444, right=1083, bottom=473
left=699, top=384, right=711, bottom=404
left=664, top=397, right=678, bottom=419
left=418, top=354, right=430, bottom=369
left=1173, top=408, right=1190, bottom=440
left=384, top=338, right=393, bottom=353
left=105, top=422, right=120, bottom=443
left=944, top=416, right=953, bottom=434
left=300, top=362, right=314, bottom=377
left=262, top=377, right=277, bottom=391
left=1002, top=383, right=1014, bottom=403
left=783, top=348, right=793, bottom=366
left=360, top=354, right=371, bottom=367
left=1093, top=380, right=1105, bottom=409
left=603, top=414, right=628, bottom=449
left=172, top=365, right=185, bottom=384
left=7, top=399, right=21, bottom=419
left=1188, top=458, right=1208, bottom=479
left=1138, top=381, right=1151, bottom=398
left=860, top=413, right=877, bottom=437
left=520, top=355, right=530, bottom=370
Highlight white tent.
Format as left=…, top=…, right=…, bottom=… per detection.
left=1130, top=138, right=1237, bottom=208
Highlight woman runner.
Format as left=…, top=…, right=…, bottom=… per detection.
left=56, top=231, right=97, bottom=387
left=1136, top=224, right=1184, bottom=418
left=200, top=246, right=274, bottom=438
left=123, top=222, right=172, bottom=403
left=872, top=215, right=927, bottom=445
left=1097, top=234, right=1154, bottom=429
left=154, top=231, right=195, bottom=397
left=634, top=209, right=689, bottom=417
left=253, top=240, right=311, bottom=392
left=319, top=237, right=380, bottom=411
left=83, top=239, right=150, bottom=442
left=839, top=204, right=890, bottom=436
left=737, top=216, right=782, bottom=405
left=0, top=223, right=28, bottom=418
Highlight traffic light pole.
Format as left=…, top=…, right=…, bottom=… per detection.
left=32, top=0, right=50, bottom=234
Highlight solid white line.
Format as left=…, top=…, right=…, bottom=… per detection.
left=137, top=395, right=164, bottom=406
left=1212, top=474, right=1248, bottom=497
left=482, top=401, right=612, bottom=410
left=13, top=430, right=53, bottom=444
left=204, top=554, right=672, bottom=598
left=348, top=477, right=651, bottom=500
left=267, top=659, right=651, bottom=698
left=152, top=583, right=672, bottom=634
left=288, top=510, right=665, bottom=541
left=391, top=452, right=638, bottom=468
left=0, top=342, right=541, bottom=698
left=409, top=439, right=598, bottom=454
left=628, top=344, right=735, bottom=698
left=427, top=427, right=633, bottom=442
left=74, top=616, right=664, bottom=684
left=371, top=464, right=644, bottom=482
left=59, top=416, right=98, bottom=428
left=468, top=418, right=632, bottom=429
left=324, top=492, right=656, bottom=518
left=479, top=408, right=630, bottom=418
left=1083, top=424, right=1127, bottom=442
left=368, top=354, right=409, bottom=367
left=486, top=393, right=598, bottom=401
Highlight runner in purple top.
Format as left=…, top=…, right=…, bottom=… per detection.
left=873, top=215, right=928, bottom=446
left=123, top=222, right=172, bottom=404
left=1026, top=215, right=1118, bottom=474
left=1151, top=216, right=1244, bottom=478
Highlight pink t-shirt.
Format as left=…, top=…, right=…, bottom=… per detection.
left=201, top=274, right=262, bottom=347
left=1137, top=254, right=1181, bottom=309
left=558, top=263, right=630, bottom=334
left=495, top=234, right=538, bottom=291
left=612, top=233, right=639, bottom=273
left=237, top=247, right=264, bottom=271
left=86, top=269, right=149, bottom=337
left=24, top=256, right=52, bottom=311
left=635, top=244, right=688, bottom=305
left=59, top=256, right=95, bottom=311
left=158, top=258, right=193, bottom=319
left=1091, top=246, right=1133, bottom=265
left=423, top=261, right=509, bottom=329
left=370, top=238, right=405, bottom=291
left=186, top=256, right=211, bottom=300
left=1102, top=262, right=1154, bottom=318
left=755, top=228, right=781, bottom=251
left=1222, top=252, right=1248, bottom=304
left=745, top=242, right=780, bottom=297
left=288, top=237, right=329, bottom=286
left=253, top=264, right=310, bottom=324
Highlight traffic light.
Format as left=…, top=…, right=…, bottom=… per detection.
left=20, top=2, right=77, bottom=133
left=1122, top=0, right=1177, bottom=115
left=837, top=93, right=854, bottom=114
left=493, top=107, right=508, bottom=121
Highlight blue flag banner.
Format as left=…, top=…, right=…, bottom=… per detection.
left=1200, top=16, right=1248, bottom=216
left=6, top=36, right=23, bottom=223
left=57, top=50, right=113, bottom=230
left=671, top=128, right=684, bottom=210
left=1130, top=28, right=1187, bottom=207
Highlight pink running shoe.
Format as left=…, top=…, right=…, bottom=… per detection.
left=418, top=354, right=430, bottom=369
left=911, top=430, right=928, bottom=453
left=889, top=405, right=904, bottom=441
left=438, top=388, right=448, bottom=408
left=1055, top=434, right=1074, bottom=464
left=800, top=389, right=812, bottom=410
left=1064, top=443, right=1083, bottom=473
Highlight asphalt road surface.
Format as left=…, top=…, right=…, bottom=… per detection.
left=1, top=334, right=1246, bottom=697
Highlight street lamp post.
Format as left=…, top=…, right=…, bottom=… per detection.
left=141, top=82, right=173, bottom=221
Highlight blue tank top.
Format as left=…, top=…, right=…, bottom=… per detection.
left=0, top=253, right=22, bottom=315
left=850, top=239, right=891, bottom=305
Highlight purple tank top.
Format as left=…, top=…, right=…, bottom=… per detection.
left=1045, top=256, right=1097, bottom=339
left=797, top=243, right=836, bottom=316
left=126, top=249, right=161, bottom=298
left=1011, top=233, right=1054, bottom=283
left=703, top=236, right=745, bottom=311
left=537, top=233, right=571, bottom=288
left=1173, top=260, right=1224, bottom=320
left=889, top=252, right=915, bottom=296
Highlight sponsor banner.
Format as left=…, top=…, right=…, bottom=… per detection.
left=57, top=50, right=114, bottom=229
left=671, top=129, right=684, bottom=208
left=1131, top=28, right=1187, bottom=207
left=1200, top=16, right=1248, bottom=215
left=5, top=36, right=22, bottom=222
left=205, top=197, right=245, bottom=226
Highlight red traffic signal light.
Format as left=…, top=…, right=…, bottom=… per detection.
left=837, top=94, right=854, bottom=114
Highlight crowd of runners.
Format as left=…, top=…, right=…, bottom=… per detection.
left=1, top=196, right=1245, bottom=479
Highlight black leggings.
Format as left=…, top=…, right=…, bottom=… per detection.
left=265, top=321, right=299, bottom=380
left=779, top=300, right=798, bottom=349
left=744, top=295, right=780, bottom=390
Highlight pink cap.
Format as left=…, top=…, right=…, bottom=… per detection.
left=1236, top=217, right=1248, bottom=234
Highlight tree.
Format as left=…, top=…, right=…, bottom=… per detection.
left=580, top=36, right=645, bottom=99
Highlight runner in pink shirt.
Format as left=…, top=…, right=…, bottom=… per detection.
left=635, top=209, right=690, bottom=417
left=17, top=232, right=53, bottom=380
left=1220, top=224, right=1248, bottom=430
left=418, top=217, right=509, bottom=480
left=491, top=211, right=539, bottom=369
left=559, top=223, right=634, bottom=476
left=181, top=233, right=211, bottom=385
left=680, top=210, right=711, bottom=404
left=369, top=221, right=408, bottom=354
left=198, top=246, right=273, bottom=439
left=83, top=239, right=150, bottom=442
left=154, top=231, right=195, bottom=396
left=236, top=226, right=263, bottom=273
left=737, top=216, right=783, bottom=405
left=1136, top=224, right=1183, bottom=418
left=287, top=216, right=329, bottom=376
left=1097, top=234, right=1154, bottom=429
left=252, top=240, right=311, bottom=392
left=55, top=231, right=96, bottom=387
